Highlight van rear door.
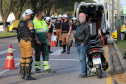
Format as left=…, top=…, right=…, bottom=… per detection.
left=73, top=2, right=79, bottom=17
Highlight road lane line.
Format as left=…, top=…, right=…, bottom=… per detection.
left=50, top=49, right=62, bottom=55
left=105, top=45, right=112, bottom=84
left=0, top=62, right=20, bottom=75
left=0, top=41, right=18, bottom=47
left=0, top=49, right=17, bottom=55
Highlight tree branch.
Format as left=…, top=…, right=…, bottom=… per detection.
left=4, top=0, right=12, bottom=21
left=0, top=0, right=3, bottom=18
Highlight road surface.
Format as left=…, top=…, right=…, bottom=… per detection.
left=0, top=37, right=114, bottom=84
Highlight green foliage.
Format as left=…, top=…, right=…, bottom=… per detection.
left=0, top=32, right=17, bottom=37
left=116, top=40, right=126, bottom=49
left=11, top=0, right=96, bottom=19
left=2, top=0, right=9, bottom=14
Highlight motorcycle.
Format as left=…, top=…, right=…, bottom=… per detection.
left=101, top=26, right=111, bottom=45
left=87, top=36, right=108, bottom=78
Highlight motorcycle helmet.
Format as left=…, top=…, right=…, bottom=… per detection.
left=101, top=26, right=111, bottom=35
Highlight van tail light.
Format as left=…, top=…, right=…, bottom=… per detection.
left=91, top=49, right=98, bottom=51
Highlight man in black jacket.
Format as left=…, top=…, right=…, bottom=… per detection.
left=75, top=13, right=91, bottom=78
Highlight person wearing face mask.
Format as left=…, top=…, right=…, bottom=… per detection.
left=54, top=15, right=62, bottom=47
left=75, top=13, right=91, bottom=78
left=18, top=9, right=36, bottom=80
left=46, top=17, right=53, bottom=53
left=70, top=17, right=78, bottom=47
left=33, top=11, right=55, bottom=73
left=61, top=14, right=72, bottom=54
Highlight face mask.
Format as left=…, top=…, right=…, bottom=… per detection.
left=42, top=16, right=44, bottom=19
left=79, top=18, right=84, bottom=23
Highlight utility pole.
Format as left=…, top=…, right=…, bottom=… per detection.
left=117, top=0, right=121, bottom=40
left=112, top=0, right=114, bottom=31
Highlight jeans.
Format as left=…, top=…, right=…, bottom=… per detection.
left=77, top=43, right=89, bottom=75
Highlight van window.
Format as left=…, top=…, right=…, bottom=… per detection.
left=6, top=22, right=10, bottom=25
left=0, top=22, right=3, bottom=25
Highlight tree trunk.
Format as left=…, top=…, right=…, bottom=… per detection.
left=15, top=13, right=20, bottom=20
left=0, top=0, right=12, bottom=32
left=3, top=21, right=8, bottom=32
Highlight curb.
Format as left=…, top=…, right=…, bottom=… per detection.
left=107, top=46, right=116, bottom=84
left=0, top=35, right=16, bottom=39
left=113, top=41, right=126, bottom=73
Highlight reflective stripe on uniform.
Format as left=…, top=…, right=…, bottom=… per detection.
left=43, top=61, right=49, bottom=65
left=35, top=61, right=40, bottom=69
left=35, top=61, right=40, bottom=66
left=36, top=31, right=47, bottom=33
left=43, top=61, right=50, bottom=70
left=43, top=66, right=50, bottom=70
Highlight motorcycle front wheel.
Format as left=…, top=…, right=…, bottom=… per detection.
left=96, top=68, right=102, bottom=78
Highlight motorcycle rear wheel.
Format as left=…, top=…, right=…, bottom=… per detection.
left=96, top=68, right=102, bottom=78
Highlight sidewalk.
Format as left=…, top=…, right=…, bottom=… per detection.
left=0, top=35, right=16, bottom=39
left=112, top=39, right=126, bottom=84
left=113, top=42, right=126, bottom=73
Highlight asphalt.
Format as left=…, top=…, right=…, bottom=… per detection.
left=0, top=37, right=115, bottom=84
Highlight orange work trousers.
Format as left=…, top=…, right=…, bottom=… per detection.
left=62, top=33, right=70, bottom=46
left=56, top=29, right=62, bottom=40
left=19, top=39, right=33, bottom=66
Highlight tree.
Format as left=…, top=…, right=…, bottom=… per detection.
left=11, top=0, right=26, bottom=20
left=0, top=0, right=12, bottom=32
left=30, top=0, right=51, bottom=14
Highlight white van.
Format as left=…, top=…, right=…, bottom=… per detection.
left=74, top=2, right=110, bottom=37
left=0, top=22, right=10, bottom=32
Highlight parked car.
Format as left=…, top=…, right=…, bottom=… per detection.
left=112, top=25, right=126, bottom=40
left=0, top=22, right=10, bottom=31
left=9, top=20, right=20, bottom=33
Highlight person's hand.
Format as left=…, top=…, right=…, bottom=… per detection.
left=81, top=44, right=84, bottom=46
left=68, top=32, right=70, bottom=35
left=37, top=40, right=41, bottom=45
left=47, top=39, right=51, bottom=46
left=50, top=21, right=52, bottom=24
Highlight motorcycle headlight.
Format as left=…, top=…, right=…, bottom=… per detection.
left=102, top=28, right=106, bottom=34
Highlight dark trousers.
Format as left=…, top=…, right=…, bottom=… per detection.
left=34, top=43, right=49, bottom=61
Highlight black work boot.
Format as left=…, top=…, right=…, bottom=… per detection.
left=123, top=52, right=126, bottom=59
left=21, top=66, right=25, bottom=79
left=48, top=46, right=53, bottom=53
left=55, top=39, right=58, bottom=47
left=19, top=64, right=21, bottom=75
left=45, top=69, right=55, bottom=73
left=61, top=45, right=66, bottom=53
left=70, top=40, right=73, bottom=47
left=36, top=68, right=41, bottom=73
left=59, top=40, right=62, bottom=47
left=67, top=46, right=70, bottom=54
left=25, top=66, right=36, bottom=80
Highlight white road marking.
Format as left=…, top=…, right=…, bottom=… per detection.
left=0, top=41, right=18, bottom=47
left=50, top=49, right=62, bottom=55
left=0, top=49, right=17, bottom=55
left=0, top=62, right=20, bottom=75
